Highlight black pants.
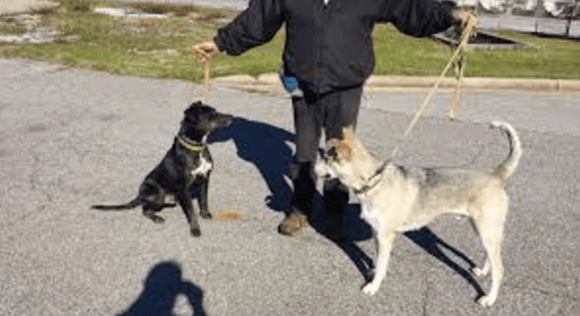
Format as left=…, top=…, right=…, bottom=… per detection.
left=293, top=86, right=362, bottom=163
left=290, top=85, right=362, bottom=214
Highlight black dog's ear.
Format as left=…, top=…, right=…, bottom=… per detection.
left=184, top=101, right=202, bottom=115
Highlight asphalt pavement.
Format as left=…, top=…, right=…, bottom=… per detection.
left=1, top=58, right=579, bottom=315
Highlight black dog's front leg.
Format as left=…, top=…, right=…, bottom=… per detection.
left=198, top=177, right=212, bottom=219
left=177, top=191, right=201, bottom=237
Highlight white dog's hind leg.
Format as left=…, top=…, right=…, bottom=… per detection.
left=477, top=245, right=503, bottom=306
left=470, top=218, right=492, bottom=279
left=470, top=192, right=507, bottom=306
left=362, top=232, right=396, bottom=295
left=472, top=258, right=491, bottom=279
left=475, top=216, right=505, bottom=307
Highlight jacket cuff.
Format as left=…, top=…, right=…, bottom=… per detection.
left=442, top=1, right=458, bottom=24
left=213, top=33, right=226, bottom=53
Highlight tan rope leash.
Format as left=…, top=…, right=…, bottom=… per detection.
left=185, top=60, right=210, bottom=101
left=204, top=60, right=210, bottom=92
left=389, top=20, right=475, bottom=160
left=191, top=44, right=216, bottom=94
left=450, top=53, right=466, bottom=121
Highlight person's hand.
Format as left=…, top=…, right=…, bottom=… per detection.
left=452, top=6, right=478, bottom=39
left=192, top=41, right=218, bottom=62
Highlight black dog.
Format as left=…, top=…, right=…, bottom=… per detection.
left=92, top=101, right=235, bottom=237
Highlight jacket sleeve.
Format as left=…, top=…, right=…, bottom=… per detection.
left=377, top=0, right=456, bottom=37
left=214, top=0, right=285, bottom=56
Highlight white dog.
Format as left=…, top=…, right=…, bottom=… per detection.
left=315, top=121, right=522, bottom=307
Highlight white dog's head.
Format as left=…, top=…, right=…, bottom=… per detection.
left=315, top=128, right=385, bottom=191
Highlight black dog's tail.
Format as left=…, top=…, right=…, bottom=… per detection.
left=92, top=197, right=140, bottom=211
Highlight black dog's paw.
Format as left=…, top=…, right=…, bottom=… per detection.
left=201, top=212, right=212, bottom=219
left=190, top=227, right=201, bottom=237
left=145, top=214, right=165, bottom=224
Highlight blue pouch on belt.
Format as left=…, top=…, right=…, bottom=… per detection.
left=279, top=67, right=304, bottom=98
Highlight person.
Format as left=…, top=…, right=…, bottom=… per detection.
left=192, top=0, right=477, bottom=239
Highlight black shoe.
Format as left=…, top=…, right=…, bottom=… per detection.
left=322, top=178, right=349, bottom=242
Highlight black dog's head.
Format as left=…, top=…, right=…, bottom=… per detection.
left=179, top=101, right=236, bottom=142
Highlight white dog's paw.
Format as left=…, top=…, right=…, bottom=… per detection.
left=362, top=282, right=380, bottom=296
left=477, top=294, right=497, bottom=307
left=472, top=267, right=488, bottom=279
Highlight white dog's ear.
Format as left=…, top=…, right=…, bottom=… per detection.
left=342, top=126, right=355, bottom=137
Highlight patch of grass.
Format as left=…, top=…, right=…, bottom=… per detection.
left=373, top=24, right=454, bottom=77
left=1, top=1, right=579, bottom=82
left=1, top=1, right=237, bottom=82
left=128, top=2, right=199, bottom=17
left=197, top=11, right=228, bottom=22
left=466, top=30, right=580, bottom=79
left=372, top=24, right=580, bottom=80
left=0, top=24, right=28, bottom=35
left=30, top=5, right=61, bottom=16
left=124, top=1, right=229, bottom=20
left=61, top=0, right=93, bottom=13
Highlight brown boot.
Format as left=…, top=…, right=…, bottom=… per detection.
left=278, top=208, right=308, bottom=236
left=278, top=162, right=315, bottom=236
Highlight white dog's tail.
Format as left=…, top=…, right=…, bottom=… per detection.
left=491, top=121, right=522, bottom=181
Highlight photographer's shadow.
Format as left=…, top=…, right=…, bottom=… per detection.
left=118, top=261, right=207, bottom=316
left=208, top=117, right=295, bottom=212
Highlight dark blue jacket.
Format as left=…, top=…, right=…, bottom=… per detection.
left=215, top=0, right=456, bottom=94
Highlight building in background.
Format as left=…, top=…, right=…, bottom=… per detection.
left=456, top=0, right=578, bottom=17
left=453, top=0, right=578, bottom=37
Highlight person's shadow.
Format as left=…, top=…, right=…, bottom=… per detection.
left=208, top=117, right=295, bottom=212
left=118, top=261, right=207, bottom=316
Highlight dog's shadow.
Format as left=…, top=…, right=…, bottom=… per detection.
left=118, top=261, right=207, bottom=316
left=208, top=117, right=295, bottom=212
left=314, top=203, right=485, bottom=299
left=404, top=227, right=486, bottom=299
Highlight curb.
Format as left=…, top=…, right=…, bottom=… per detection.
left=213, top=74, right=580, bottom=93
